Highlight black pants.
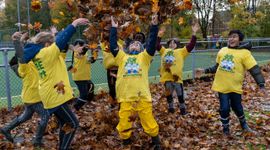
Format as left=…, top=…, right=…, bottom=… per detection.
left=107, top=69, right=117, bottom=100
left=51, top=103, right=79, bottom=150
left=74, top=80, right=94, bottom=101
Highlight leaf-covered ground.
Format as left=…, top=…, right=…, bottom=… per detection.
left=0, top=65, right=270, bottom=150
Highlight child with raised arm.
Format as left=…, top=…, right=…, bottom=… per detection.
left=22, top=18, right=89, bottom=149
left=110, top=15, right=161, bottom=150
left=69, top=39, right=96, bottom=110
left=0, top=32, right=49, bottom=148
left=196, top=30, right=266, bottom=135
left=156, top=23, right=199, bottom=115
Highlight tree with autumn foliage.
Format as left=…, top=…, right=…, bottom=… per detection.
left=227, top=3, right=265, bottom=37
left=0, top=0, right=51, bottom=40
left=49, top=0, right=78, bottom=30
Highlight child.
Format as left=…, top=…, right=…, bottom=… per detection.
left=0, top=32, right=49, bottom=147
left=110, top=15, right=161, bottom=149
left=157, top=23, right=199, bottom=115
left=196, top=30, right=266, bottom=135
left=22, top=18, right=89, bottom=149
left=70, top=39, right=96, bottom=111
left=101, top=40, right=120, bottom=106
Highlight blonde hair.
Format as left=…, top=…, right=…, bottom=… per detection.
left=33, top=32, right=55, bottom=45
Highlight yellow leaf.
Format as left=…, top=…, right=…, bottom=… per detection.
left=135, top=26, right=141, bottom=32
left=52, top=18, right=60, bottom=24
left=59, top=11, right=65, bottom=16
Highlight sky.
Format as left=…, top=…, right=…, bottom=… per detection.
left=0, top=0, right=5, bottom=10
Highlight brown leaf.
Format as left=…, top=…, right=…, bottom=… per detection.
left=128, top=113, right=138, bottom=122
left=62, top=123, right=75, bottom=134
left=53, top=81, right=65, bottom=94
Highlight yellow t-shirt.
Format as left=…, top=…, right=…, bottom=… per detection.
left=33, top=43, right=73, bottom=109
left=115, top=50, right=153, bottom=102
left=72, top=52, right=91, bottom=81
left=212, top=47, right=257, bottom=94
left=60, top=52, right=67, bottom=60
left=18, top=62, right=41, bottom=104
left=159, top=46, right=189, bottom=83
left=101, top=42, right=117, bottom=69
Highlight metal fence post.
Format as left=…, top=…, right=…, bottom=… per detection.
left=192, top=47, right=196, bottom=80
left=3, top=49, right=12, bottom=111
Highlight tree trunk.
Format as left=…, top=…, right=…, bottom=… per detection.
left=212, top=0, right=217, bottom=35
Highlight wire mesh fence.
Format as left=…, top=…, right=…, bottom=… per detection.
left=1, top=39, right=270, bottom=110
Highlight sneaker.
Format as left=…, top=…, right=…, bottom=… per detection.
left=0, top=128, right=13, bottom=143
left=180, top=108, right=187, bottom=115
left=33, top=142, right=44, bottom=148
left=222, top=126, right=230, bottom=136
left=122, top=138, right=131, bottom=145
left=154, top=144, right=162, bottom=150
left=152, top=136, right=161, bottom=150
left=241, top=124, right=256, bottom=133
left=168, top=103, right=175, bottom=113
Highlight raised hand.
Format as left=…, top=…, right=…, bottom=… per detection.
left=158, top=26, right=166, bottom=37
left=72, top=18, right=90, bottom=27
left=20, top=32, right=29, bottom=42
left=111, top=16, right=119, bottom=28
left=120, top=21, right=130, bottom=28
left=11, top=32, right=22, bottom=41
left=151, top=13, right=159, bottom=25
left=192, top=22, right=200, bottom=35
left=195, top=68, right=204, bottom=78
left=50, top=26, right=58, bottom=35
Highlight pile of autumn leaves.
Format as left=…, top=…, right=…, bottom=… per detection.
left=0, top=65, right=269, bottom=149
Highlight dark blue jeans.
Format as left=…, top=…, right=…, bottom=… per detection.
left=2, top=102, right=49, bottom=144
left=218, top=92, right=245, bottom=126
left=51, top=103, right=79, bottom=150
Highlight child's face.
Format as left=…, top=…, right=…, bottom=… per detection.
left=129, top=41, right=142, bottom=53
left=228, top=33, right=240, bottom=47
left=169, top=40, right=177, bottom=49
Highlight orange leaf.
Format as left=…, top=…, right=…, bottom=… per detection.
left=33, top=22, right=42, bottom=30
left=88, top=42, right=98, bottom=49
left=178, top=17, right=184, bottom=25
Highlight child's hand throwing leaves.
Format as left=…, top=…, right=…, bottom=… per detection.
left=111, top=16, right=119, bottom=28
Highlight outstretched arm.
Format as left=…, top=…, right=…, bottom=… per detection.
left=195, top=63, right=219, bottom=78
left=146, top=14, right=159, bottom=56
left=109, top=16, right=119, bottom=57
left=249, top=65, right=265, bottom=88
left=204, top=63, right=219, bottom=74
left=56, top=18, right=89, bottom=51
left=186, top=23, right=199, bottom=52
left=156, top=26, right=166, bottom=51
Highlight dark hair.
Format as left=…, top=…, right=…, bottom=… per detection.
left=133, top=32, right=146, bottom=44
left=228, top=30, right=244, bottom=41
left=73, top=39, right=85, bottom=46
left=167, top=38, right=181, bottom=48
